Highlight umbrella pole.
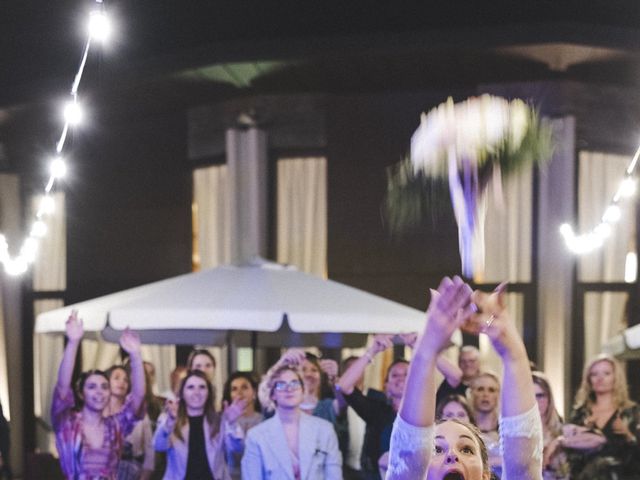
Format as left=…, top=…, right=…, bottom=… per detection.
left=251, top=331, right=258, bottom=372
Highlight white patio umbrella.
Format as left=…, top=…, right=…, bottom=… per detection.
left=35, top=258, right=426, bottom=346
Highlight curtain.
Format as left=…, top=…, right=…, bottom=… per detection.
left=193, top=165, right=230, bottom=270
left=481, top=166, right=533, bottom=283
left=193, top=165, right=231, bottom=405
left=578, top=151, right=634, bottom=361
left=30, top=192, right=66, bottom=455
left=0, top=174, right=20, bottom=421
left=473, top=166, right=532, bottom=375
left=277, top=157, right=327, bottom=277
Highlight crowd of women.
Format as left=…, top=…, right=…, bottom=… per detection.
left=51, top=276, right=640, bottom=480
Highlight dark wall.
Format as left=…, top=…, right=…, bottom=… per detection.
left=65, top=107, right=193, bottom=302
left=326, top=91, right=472, bottom=311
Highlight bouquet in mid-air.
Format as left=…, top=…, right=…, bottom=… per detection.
left=385, top=94, right=552, bottom=277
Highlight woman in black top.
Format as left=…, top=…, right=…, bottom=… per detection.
left=154, top=370, right=235, bottom=480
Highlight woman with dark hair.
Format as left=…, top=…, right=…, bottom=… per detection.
left=221, top=372, right=263, bottom=480
left=105, top=365, right=155, bottom=480
left=435, top=394, right=475, bottom=424
left=242, top=365, right=342, bottom=480
left=153, top=370, right=231, bottom=480
left=52, top=310, right=145, bottom=480
left=386, top=277, right=543, bottom=480
left=531, top=372, right=569, bottom=479
left=300, top=353, right=340, bottom=421
left=563, top=354, right=640, bottom=479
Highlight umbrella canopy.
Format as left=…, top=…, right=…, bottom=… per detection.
left=35, top=258, right=426, bottom=346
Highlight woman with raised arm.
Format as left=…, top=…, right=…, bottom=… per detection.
left=386, top=277, right=542, bottom=480
left=221, top=371, right=263, bottom=480
left=51, top=310, right=145, bottom=480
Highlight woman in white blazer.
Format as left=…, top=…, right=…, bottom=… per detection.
left=242, top=365, right=342, bottom=480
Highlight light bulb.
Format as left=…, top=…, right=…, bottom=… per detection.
left=619, top=177, right=636, bottom=198
left=50, top=157, right=67, bottom=179
left=20, top=238, right=38, bottom=263
left=594, top=223, right=612, bottom=239
left=64, top=101, right=83, bottom=125
left=4, top=257, right=27, bottom=276
left=31, top=220, right=47, bottom=238
left=39, top=195, right=55, bottom=215
left=88, top=11, right=111, bottom=42
left=603, top=204, right=621, bottom=223
left=625, top=252, right=638, bottom=283
left=559, top=223, right=573, bottom=238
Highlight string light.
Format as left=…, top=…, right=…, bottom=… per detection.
left=0, top=0, right=109, bottom=275
left=560, top=145, right=639, bottom=255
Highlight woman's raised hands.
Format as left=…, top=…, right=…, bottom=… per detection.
left=119, top=328, right=142, bottom=356
left=65, top=310, right=83, bottom=343
left=420, top=276, right=474, bottom=354
left=464, top=283, right=526, bottom=360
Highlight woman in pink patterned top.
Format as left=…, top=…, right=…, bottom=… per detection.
left=51, top=310, right=146, bottom=480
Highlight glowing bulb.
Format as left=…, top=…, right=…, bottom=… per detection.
left=625, top=252, right=638, bottom=283
left=594, top=223, right=612, bottom=239
left=64, top=101, right=83, bottom=125
left=603, top=204, right=621, bottom=223
left=20, top=238, right=38, bottom=263
left=31, top=220, right=47, bottom=238
left=50, top=157, right=67, bottom=179
left=39, top=195, right=55, bottom=215
left=559, top=223, right=573, bottom=238
left=619, top=177, right=636, bottom=198
left=88, top=11, right=111, bottom=42
left=4, top=257, right=28, bottom=276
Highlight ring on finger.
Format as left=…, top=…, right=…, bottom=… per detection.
left=485, top=314, right=497, bottom=329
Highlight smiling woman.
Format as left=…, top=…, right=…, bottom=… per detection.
left=51, top=310, right=146, bottom=480
left=153, top=370, right=229, bottom=480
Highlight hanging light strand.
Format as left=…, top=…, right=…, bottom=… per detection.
left=0, top=0, right=110, bottom=276
left=560, top=144, right=639, bottom=255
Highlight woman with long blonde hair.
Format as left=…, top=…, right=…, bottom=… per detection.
left=532, top=372, right=569, bottom=479
left=563, top=354, right=640, bottom=479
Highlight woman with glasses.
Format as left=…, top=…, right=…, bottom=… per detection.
left=242, top=365, right=342, bottom=480
left=51, top=310, right=145, bottom=480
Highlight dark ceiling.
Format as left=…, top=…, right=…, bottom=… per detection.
left=2, top=1, right=640, bottom=114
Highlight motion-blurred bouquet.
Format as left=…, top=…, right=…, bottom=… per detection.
left=385, top=95, right=552, bottom=277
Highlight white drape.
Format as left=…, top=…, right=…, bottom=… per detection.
left=30, top=192, right=66, bottom=455
left=0, top=174, right=20, bottom=421
left=193, top=165, right=232, bottom=404
left=193, top=165, right=230, bottom=269
left=482, top=166, right=533, bottom=283
left=32, top=192, right=66, bottom=421
left=277, top=157, right=327, bottom=277
left=578, top=151, right=634, bottom=361
left=474, top=166, right=532, bottom=375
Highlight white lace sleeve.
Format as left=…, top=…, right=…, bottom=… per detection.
left=499, top=404, right=543, bottom=480
left=386, top=415, right=434, bottom=480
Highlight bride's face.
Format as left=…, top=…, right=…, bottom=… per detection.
left=426, top=421, right=489, bottom=480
